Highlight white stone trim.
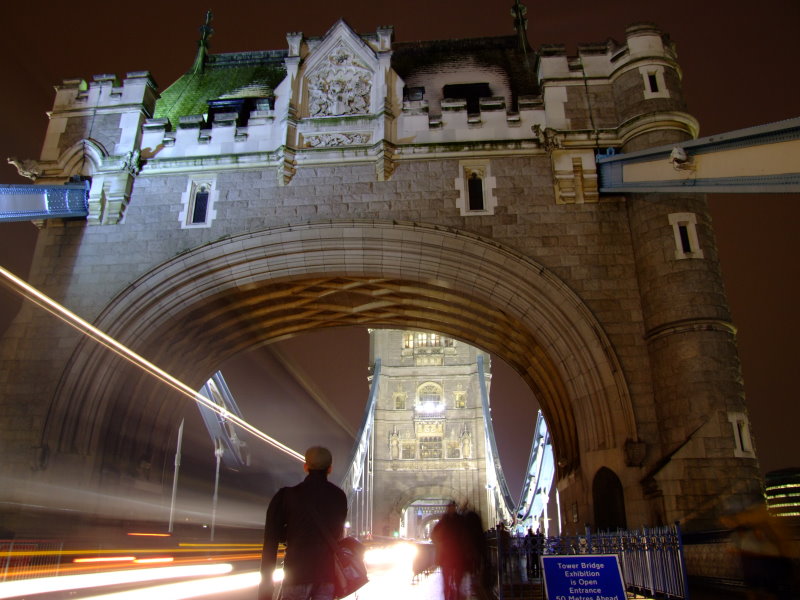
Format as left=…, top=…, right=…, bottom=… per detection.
left=454, top=159, right=497, bottom=216
left=668, top=212, right=704, bottom=260
left=640, top=65, right=669, bottom=100
left=179, top=177, right=218, bottom=228
left=728, top=412, right=755, bottom=458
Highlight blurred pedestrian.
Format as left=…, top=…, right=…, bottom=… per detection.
left=461, top=504, right=492, bottom=600
left=432, top=502, right=468, bottom=600
left=259, top=446, right=347, bottom=600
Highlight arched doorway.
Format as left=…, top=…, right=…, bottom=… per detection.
left=592, top=467, right=627, bottom=532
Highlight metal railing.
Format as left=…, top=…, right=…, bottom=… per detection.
left=490, top=523, right=689, bottom=599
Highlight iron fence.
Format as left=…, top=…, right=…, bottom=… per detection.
left=491, top=523, right=689, bottom=599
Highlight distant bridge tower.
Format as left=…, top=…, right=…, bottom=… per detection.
left=351, top=329, right=514, bottom=539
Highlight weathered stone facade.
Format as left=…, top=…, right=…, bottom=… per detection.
left=0, top=11, right=762, bottom=577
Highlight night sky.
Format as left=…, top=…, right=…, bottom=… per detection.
left=0, top=1, right=798, bottom=495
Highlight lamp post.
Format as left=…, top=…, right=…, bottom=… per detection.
left=210, top=438, right=224, bottom=541
left=168, top=419, right=184, bottom=533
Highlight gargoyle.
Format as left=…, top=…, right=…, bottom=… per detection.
left=7, top=157, right=41, bottom=181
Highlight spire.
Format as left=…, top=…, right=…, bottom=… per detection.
left=191, top=10, right=214, bottom=74
left=511, top=0, right=528, bottom=51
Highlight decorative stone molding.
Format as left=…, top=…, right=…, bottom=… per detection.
left=304, top=132, right=371, bottom=147
left=373, top=140, right=396, bottom=181
left=551, top=149, right=599, bottom=204
left=277, top=147, right=297, bottom=186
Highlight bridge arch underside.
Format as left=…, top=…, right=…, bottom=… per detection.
left=46, top=221, right=635, bottom=491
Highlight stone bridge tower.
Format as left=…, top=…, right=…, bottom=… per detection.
left=370, top=329, right=497, bottom=539
left=0, top=7, right=763, bottom=579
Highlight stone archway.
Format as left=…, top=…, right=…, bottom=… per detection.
left=44, top=220, right=637, bottom=515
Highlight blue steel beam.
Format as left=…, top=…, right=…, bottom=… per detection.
left=597, top=117, right=800, bottom=193
left=0, top=182, right=89, bottom=222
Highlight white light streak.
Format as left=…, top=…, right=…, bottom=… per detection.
left=0, top=266, right=303, bottom=463
left=0, top=563, right=233, bottom=599
left=82, top=571, right=260, bottom=599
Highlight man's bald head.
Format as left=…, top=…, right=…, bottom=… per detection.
left=304, top=446, right=333, bottom=472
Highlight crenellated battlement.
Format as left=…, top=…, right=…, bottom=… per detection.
left=52, top=71, right=157, bottom=114
left=538, top=23, right=679, bottom=81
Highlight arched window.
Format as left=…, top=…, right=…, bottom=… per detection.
left=415, top=382, right=444, bottom=415
left=592, top=467, right=627, bottom=531
left=180, top=179, right=217, bottom=228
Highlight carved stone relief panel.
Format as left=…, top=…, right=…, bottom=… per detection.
left=306, top=42, right=372, bottom=117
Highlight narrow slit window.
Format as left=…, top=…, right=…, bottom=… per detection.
left=728, top=412, right=755, bottom=457
left=192, top=186, right=210, bottom=224
left=180, top=179, right=217, bottom=228
left=669, top=213, right=704, bottom=260
left=647, top=73, right=659, bottom=93
left=455, top=160, right=496, bottom=216
left=467, top=172, right=484, bottom=211
left=678, top=224, right=692, bottom=254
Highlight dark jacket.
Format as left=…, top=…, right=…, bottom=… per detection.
left=260, top=470, right=348, bottom=588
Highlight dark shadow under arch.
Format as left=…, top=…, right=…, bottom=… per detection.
left=593, top=467, right=627, bottom=532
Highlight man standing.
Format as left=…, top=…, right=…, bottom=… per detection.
left=259, top=446, right=348, bottom=600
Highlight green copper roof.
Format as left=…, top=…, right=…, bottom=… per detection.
left=154, top=50, right=288, bottom=126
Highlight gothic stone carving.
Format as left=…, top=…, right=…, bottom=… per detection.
left=304, top=133, right=371, bottom=147
left=307, top=43, right=372, bottom=117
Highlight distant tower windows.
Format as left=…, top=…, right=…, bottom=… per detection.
left=455, top=160, right=497, bottom=216
left=180, top=178, right=218, bottom=228
left=393, top=390, right=407, bottom=410
left=668, top=213, right=704, bottom=259
left=640, top=65, right=669, bottom=100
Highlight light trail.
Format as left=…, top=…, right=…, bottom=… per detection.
left=0, top=563, right=234, bottom=599
left=83, top=571, right=261, bottom=599
left=0, top=266, right=304, bottom=463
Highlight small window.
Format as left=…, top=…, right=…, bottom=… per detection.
left=394, top=393, right=406, bottom=410
left=640, top=66, right=669, bottom=100
left=404, top=86, right=425, bottom=102
left=455, top=160, right=496, bottom=216
left=420, top=437, right=442, bottom=459
left=647, top=73, right=659, bottom=93
left=447, top=442, right=461, bottom=459
left=728, top=412, right=755, bottom=458
left=191, top=185, right=210, bottom=224
left=402, top=444, right=416, bottom=459
left=668, top=213, right=704, bottom=260
left=454, top=391, right=466, bottom=409
left=442, top=83, right=491, bottom=114
left=180, top=178, right=218, bottom=228
left=467, top=172, right=484, bottom=211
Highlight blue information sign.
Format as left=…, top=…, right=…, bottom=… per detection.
left=541, top=554, right=626, bottom=600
